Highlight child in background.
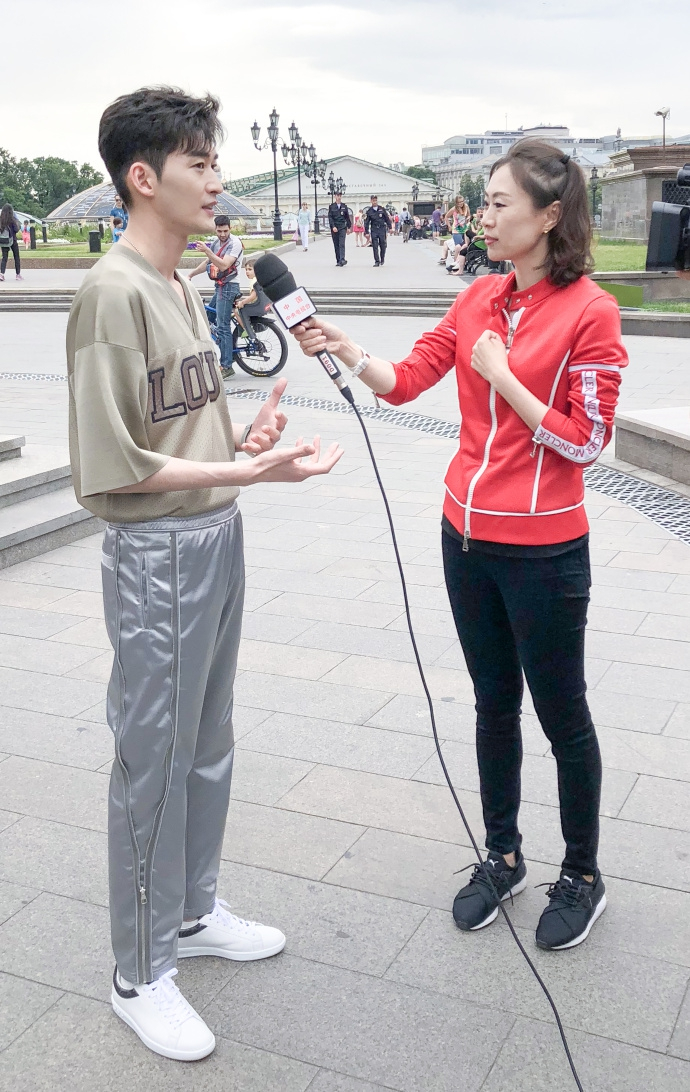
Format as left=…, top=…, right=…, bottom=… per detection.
left=22, top=221, right=30, bottom=249
left=111, top=217, right=124, bottom=243
left=234, top=258, right=272, bottom=342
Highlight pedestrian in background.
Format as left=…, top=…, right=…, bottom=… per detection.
left=431, top=206, right=442, bottom=240
left=364, top=195, right=392, bottom=267
left=327, top=191, right=352, bottom=266
left=22, top=220, right=31, bottom=249
left=400, top=205, right=411, bottom=242
left=353, top=209, right=365, bottom=246
left=0, top=204, right=22, bottom=281
left=188, top=214, right=243, bottom=378
left=109, top=193, right=129, bottom=232
left=297, top=202, right=312, bottom=251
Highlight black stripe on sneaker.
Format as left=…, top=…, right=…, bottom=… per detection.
left=113, top=967, right=138, bottom=999
left=178, top=922, right=208, bottom=939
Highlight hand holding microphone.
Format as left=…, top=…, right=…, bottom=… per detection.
left=252, top=252, right=397, bottom=398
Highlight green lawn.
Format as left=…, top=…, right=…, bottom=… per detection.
left=592, top=238, right=647, bottom=272
left=636, top=301, right=690, bottom=312
left=17, top=237, right=287, bottom=259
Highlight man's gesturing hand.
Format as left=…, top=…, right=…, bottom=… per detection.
left=249, top=435, right=343, bottom=483
left=240, top=378, right=288, bottom=455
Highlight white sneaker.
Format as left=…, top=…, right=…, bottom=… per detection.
left=111, top=967, right=215, bottom=1061
left=177, top=898, right=286, bottom=961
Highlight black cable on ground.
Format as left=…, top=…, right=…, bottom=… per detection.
left=349, top=399, right=586, bottom=1092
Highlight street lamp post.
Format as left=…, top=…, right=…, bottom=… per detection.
left=303, top=146, right=326, bottom=233
left=327, top=173, right=346, bottom=201
left=282, top=121, right=304, bottom=209
left=251, top=109, right=283, bottom=241
left=589, top=164, right=598, bottom=222
left=655, top=107, right=670, bottom=150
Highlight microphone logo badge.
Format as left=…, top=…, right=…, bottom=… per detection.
left=272, top=288, right=318, bottom=330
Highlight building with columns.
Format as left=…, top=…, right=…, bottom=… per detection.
left=227, top=155, right=439, bottom=220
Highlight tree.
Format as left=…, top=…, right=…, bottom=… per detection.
left=457, top=173, right=486, bottom=213
left=406, top=164, right=437, bottom=185
left=0, top=148, right=103, bottom=216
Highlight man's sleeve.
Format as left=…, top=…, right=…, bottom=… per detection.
left=71, top=342, right=170, bottom=496
left=532, top=293, right=628, bottom=465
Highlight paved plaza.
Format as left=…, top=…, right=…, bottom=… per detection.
left=1, top=239, right=690, bottom=1090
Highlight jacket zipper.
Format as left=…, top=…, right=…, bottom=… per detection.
left=462, top=309, right=521, bottom=550
left=529, top=350, right=571, bottom=511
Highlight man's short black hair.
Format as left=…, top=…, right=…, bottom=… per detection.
left=112, top=217, right=123, bottom=226
left=98, top=86, right=224, bottom=205
left=214, top=215, right=230, bottom=227
left=371, top=195, right=378, bottom=200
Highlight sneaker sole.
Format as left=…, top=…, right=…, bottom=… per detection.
left=538, top=893, right=607, bottom=950
left=455, top=875, right=528, bottom=932
left=111, top=993, right=215, bottom=1061
left=177, top=936, right=286, bottom=961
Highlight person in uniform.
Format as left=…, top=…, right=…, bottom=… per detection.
left=327, top=191, right=352, bottom=266
left=68, top=85, right=343, bottom=1064
left=364, top=195, right=392, bottom=266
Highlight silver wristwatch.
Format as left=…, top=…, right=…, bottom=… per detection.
left=351, top=349, right=371, bottom=378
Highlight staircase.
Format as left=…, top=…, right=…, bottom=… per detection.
left=1, top=286, right=688, bottom=333
left=0, top=436, right=102, bottom=569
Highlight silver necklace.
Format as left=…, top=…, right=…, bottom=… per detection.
left=122, top=235, right=144, bottom=259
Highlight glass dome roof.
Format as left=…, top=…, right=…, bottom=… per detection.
left=46, top=181, right=258, bottom=222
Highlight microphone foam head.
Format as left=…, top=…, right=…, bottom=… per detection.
left=253, top=252, right=298, bottom=302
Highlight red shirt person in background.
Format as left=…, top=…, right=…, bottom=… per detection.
left=294, top=139, right=627, bottom=952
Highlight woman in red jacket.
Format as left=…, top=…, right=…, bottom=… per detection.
left=295, top=139, right=628, bottom=951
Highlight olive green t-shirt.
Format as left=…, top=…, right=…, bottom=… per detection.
left=67, top=244, right=239, bottom=522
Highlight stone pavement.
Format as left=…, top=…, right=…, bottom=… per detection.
left=0, top=231, right=449, bottom=295
left=2, top=270, right=690, bottom=1088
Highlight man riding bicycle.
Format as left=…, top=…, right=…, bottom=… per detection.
left=189, top=214, right=243, bottom=378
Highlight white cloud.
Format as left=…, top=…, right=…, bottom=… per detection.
left=2, top=0, right=688, bottom=187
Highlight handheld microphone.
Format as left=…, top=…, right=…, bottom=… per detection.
left=253, top=252, right=355, bottom=405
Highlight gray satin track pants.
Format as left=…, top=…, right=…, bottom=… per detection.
left=101, top=501, right=244, bottom=984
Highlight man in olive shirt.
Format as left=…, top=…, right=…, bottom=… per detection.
left=69, top=86, right=342, bottom=1063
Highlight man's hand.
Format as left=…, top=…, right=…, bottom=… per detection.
left=471, top=330, right=512, bottom=387
left=251, top=435, right=343, bottom=483
left=332, top=226, right=338, bottom=234
left=193, top=241, right=212, bottom=254
left=240, top=378, right=289, bottom=455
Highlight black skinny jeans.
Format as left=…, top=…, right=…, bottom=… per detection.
left=442, top=531, right=602, bottom=875
left=1, top=242, right=20, bottom=275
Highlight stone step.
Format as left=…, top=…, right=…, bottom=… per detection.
left=0, top=446, right=72, bottom=508
left=0, top=435, right=25, bottom=462
left=0, top=487, right=103, bottom=569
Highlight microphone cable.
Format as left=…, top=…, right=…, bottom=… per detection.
left=344, top=396, right=586, bottom=1092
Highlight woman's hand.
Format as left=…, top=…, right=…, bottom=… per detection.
left=240, top=379, right=288, bottom=455
left=292, top=316, right=352, bottom=360
left=471, top=330, right=512, bottom=387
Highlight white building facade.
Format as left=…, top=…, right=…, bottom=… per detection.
left=232, top=155, right=438, bottom=218
left=423, top=125, right=690, bottom=197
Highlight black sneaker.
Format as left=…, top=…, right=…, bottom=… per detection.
left=374, top=261, right=380, bottom=267
left=453, top=850, right=527, bottom=931
left=535, top=870, right=607, bottom=950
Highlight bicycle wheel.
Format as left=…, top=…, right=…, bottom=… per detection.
left=232, top=321, right=288, bottom=378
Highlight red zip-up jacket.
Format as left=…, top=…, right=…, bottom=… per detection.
left=382, top=273, right=628, bottom=546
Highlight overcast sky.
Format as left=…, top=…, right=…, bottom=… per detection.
left=4, top=0, right=689, bottom=182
